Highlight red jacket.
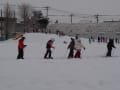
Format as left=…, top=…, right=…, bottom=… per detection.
left=46, top=40, right=54, bottom=49
left=18, top=39, right=24, bottom=49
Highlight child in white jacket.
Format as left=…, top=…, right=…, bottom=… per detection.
left=74, top=39, right=85, bottom=58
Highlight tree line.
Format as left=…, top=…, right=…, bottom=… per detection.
left=0, top=3, right=49, bottom=40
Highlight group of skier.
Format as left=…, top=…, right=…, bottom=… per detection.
left=67, top=38, right=85, bottom=59
left=17, top=36, right=116, bottom=60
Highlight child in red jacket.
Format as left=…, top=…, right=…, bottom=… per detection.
left=17, top=37, right=27, bottom=59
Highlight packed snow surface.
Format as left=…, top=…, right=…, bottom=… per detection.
left=0, top=33, right=120, bottom=90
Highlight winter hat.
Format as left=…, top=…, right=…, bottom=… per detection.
left=71, top=38, right=74, bottom=41
left=21, top=36, right=26, bottom=40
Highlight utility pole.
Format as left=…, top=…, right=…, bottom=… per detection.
left=23, top=8, right=26, bottom=33
left=70, top=14, right=74, bottom=24
left=0, top=9, right=3, bottom=36
left=5, top=4, right=9, bottom=40
left=13, top=9, right=16, bottom=33
left=44, top=6, right=50, bottom=18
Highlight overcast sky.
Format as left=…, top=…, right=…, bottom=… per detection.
left=1, top=0, right=120, bottom=23
left=1, top=0, right=120, bottom=14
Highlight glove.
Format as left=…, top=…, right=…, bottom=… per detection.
left=24, top=45, right=27, bottom=48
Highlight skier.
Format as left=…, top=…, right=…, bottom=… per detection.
left=17, top=37, right=27, bottom=59
left=98, top=36, right=100, bottom=43
left=74, top=39, right=85, bottom=58
left=44, top=39, right=55, bottom=59
left=67, top=38, right=75, bottom=59
left=106, top=39, right=116, bottom=57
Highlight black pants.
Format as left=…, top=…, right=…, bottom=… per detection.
left=106, top=49, right=112, bottom=56
left=44, top=49, right=52, bottom=58
left=17, top=48, right=24, bottom=59
left=68, top=49, right=74, bottom=58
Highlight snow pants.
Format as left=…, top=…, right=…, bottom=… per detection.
left=68, top=48, right=74, bottom=58
left=75, top=50, right=81, bottom=58
left=17, top=48, right=24, bottom=59
left=106, top=49, right=112, bottom=56
left=44, top=48, right=52, bottom=58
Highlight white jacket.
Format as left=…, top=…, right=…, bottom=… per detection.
left=75, top=40, right=85, bottom=50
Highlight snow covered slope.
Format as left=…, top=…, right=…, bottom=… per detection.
left=0, top=33, right=120, bottom=90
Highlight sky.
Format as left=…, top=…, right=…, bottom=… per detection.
left=1, top=0, right=120, bottom=14
left=0, top=0, right=120, bottom=23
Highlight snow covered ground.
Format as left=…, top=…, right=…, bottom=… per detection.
left=0, top=33, right=120, bottom=90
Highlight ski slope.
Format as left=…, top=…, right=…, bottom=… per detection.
left=0, top=33, right=120, bottom=90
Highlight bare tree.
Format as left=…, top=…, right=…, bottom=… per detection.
left=3, top=2, right=14, bottom=40
left=18, top=3, right=33, bottom=32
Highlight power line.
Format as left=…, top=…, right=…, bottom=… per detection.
left=1, top=3, right=120, bottom=23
